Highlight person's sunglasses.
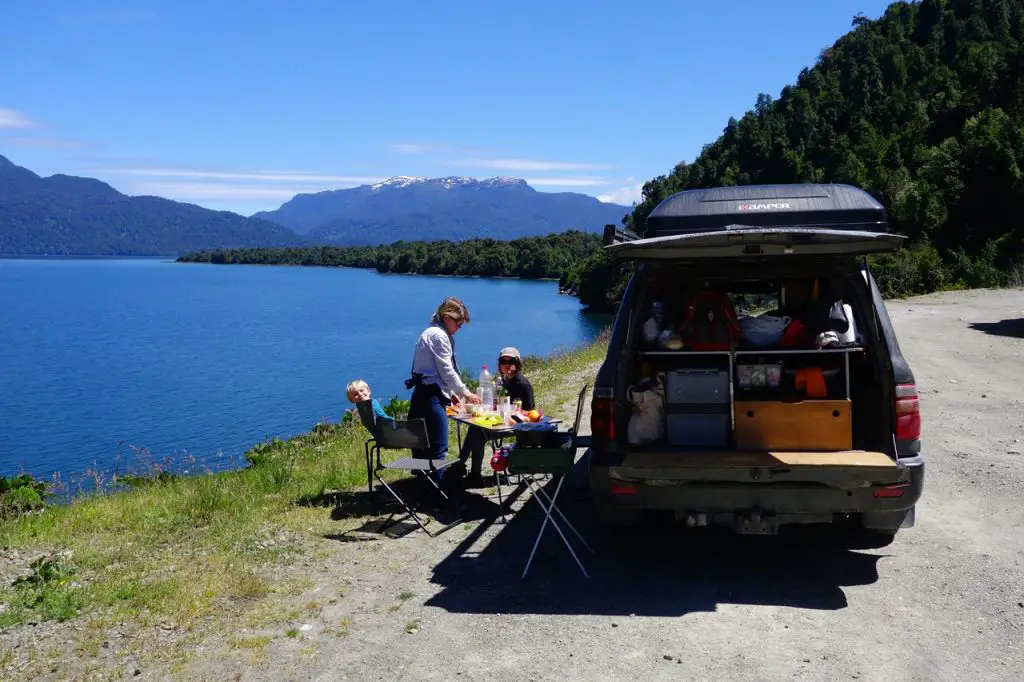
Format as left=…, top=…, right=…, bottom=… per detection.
left=498, top=357, right=516, bottom=365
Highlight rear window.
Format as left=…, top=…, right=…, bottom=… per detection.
left=633, top=272, right=861, bottom=355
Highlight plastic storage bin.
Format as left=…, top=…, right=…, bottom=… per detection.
left=664, top=369, right=731, bottom=447
left=665, top=369, right=730, bottom=404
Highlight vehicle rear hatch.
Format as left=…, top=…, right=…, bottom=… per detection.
left=605, top=225, right=905, bottom=261
left=604, top=224, right=909, bottom=488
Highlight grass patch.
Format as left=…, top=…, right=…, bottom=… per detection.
left=524, top=327, right=610, bottom=418
left=284, top=627, right=299, bottom=639
left=232, top=635, right=272, bottom=650
left=0, top=332, right=610, bottom=670
left=335, top=616, right=353, bottom=637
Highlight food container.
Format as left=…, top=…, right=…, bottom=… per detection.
left=737, top=364, right=782, bottom=389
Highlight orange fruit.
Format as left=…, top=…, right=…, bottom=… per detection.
left=527, top=409, right=540, bottom=422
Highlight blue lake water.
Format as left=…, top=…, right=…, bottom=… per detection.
left=0, top=258, right=607, bottom=483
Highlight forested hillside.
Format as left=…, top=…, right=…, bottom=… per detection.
left=568, top=0, right=1024, bottom=310
left=178, top=230, right=602, bottom=281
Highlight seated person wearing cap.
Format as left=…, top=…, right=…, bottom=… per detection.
left=459, top=347, right=535, bottom=488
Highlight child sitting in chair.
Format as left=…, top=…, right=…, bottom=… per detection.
left=346, top=379, right=394, bottom=426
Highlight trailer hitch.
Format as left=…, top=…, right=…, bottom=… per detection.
left=734, top=508, right=780, bottom=535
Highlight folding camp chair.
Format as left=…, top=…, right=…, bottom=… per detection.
left=355, top=401, right=460, bottom=537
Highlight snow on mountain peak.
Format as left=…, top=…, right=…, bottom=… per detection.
left=370, top=176, right=423, bottom=190
left=369, top=175, right=529, bottom=191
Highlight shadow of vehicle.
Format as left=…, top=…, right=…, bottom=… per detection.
left=426, top=477, right=883, bottom=617
left=969, top=318, right=1024, bottom=339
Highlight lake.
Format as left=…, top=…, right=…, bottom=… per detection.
left=0, top=258, right=608, bottom=485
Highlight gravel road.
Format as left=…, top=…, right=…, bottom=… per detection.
left=177, top=289, right=1024, bottom=680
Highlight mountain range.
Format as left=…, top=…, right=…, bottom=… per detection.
left=0, top=154, right=630, bottom=255
left=0, top=154, right=302, bottom=256
left=251, top=176, right=629, bottom=246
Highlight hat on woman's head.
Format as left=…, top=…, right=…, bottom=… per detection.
left=499, top=347, right=521, bottom=362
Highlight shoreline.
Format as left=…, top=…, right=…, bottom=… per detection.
left=0, top=332, right=610, bottom=680
left=177, top=258, right=566, bottom=283
left=2, top=332, right=610, bottom=500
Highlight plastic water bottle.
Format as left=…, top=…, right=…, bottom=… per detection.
left=652, top=300, right=665, bottom=330
left=478, top=365, right=493, bottom=407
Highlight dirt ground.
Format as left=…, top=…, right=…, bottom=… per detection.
left=18, top=288, right=1024, bottom=681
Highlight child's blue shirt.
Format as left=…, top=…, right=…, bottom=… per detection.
left=371, top=398, right=392, bottom=423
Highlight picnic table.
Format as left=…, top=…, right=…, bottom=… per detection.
left=448, top=409, right=563, bottom=456
left=447, top=409, right=563, bottom=523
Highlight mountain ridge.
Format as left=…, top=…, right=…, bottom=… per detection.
left=0, top=155, right=630, bottom=254
left=0, top=153, right=307, bottom=256
left=252, top=175, right=629, bottom=245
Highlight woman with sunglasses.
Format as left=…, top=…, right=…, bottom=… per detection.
left=459, top=346, right=534, bottom=488
left=408, top=296, right=481, bottom=462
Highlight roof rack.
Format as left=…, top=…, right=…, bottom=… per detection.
left=602, top=223, right=640, bottom=247
left=642, top=183, right=889, bottom=237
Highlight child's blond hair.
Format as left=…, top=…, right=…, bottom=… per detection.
left=346, top=379, right=370, bottom=402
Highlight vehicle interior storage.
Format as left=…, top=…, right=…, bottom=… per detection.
left=620, top=259, right=898, bottom=471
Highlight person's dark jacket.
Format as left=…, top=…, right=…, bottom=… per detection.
left=502, top=373, right=535, bottom=411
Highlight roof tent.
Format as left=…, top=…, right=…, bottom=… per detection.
left=642, top=183, right=889, bottom=237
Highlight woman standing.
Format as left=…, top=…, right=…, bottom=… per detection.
left=407, top=297, right=481, bottom=461
left=460, top=346, right=534, bottom=487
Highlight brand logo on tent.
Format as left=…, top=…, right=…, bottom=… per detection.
left=737, top=202, right=791, bottom=211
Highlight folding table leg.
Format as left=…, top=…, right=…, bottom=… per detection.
left=522, top=475, right=590, bottom=579
left=531, top=481, right=595, bottom=555
left=494, top=473, right=508, bottom=524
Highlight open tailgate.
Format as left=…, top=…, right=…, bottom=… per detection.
left=610, top=450, right=908, bottom=486
left=605, top=225, right=905, bottom=260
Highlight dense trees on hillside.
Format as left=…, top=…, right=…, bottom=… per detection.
left=178, top=230, right=602, bottom=281
left=569, top=0, right=1024, bottom=309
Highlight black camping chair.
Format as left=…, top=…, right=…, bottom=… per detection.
left=355, top=401, right=459, bottom=537
left=568, top=383, right=591, bottom=450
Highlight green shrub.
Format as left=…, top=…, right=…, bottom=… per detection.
left=0, top=474, right=49, bottom=517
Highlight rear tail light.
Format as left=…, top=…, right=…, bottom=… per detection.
left=873, top=482, right=910, bottom=498
left=895, top=383, right=921, bottom=441
left=610, top=482, right=638, bottom=495
left=591, top=388, right=615, bottom=444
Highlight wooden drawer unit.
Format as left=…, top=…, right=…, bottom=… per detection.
left=734, top=400, right=852, bottom=451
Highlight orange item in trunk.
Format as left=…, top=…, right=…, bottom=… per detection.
left=794, top=367, right=828, bottom=398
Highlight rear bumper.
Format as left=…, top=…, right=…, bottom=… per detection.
left=589, top=450, right=924, bottom=518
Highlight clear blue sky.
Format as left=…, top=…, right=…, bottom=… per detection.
left=1, top=0, right=895, bottom=215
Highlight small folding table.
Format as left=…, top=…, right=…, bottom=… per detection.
left=506, top=443, right=595, bottom=579
left=448, top=411, right=562, bottom=523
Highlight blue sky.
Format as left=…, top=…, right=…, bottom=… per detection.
left=1, top=0, right=895, bottom=215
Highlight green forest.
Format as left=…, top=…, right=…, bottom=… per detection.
left=177, top=230, right=602, bottom=282
left=566, top=0, right=1024, bottom=310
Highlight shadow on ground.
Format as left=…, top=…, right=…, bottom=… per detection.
left=426, top=475, right=882, bottom=617
left=319, top=478, right=528, bottom=540
left=969, top=318, right=1024, bottom=339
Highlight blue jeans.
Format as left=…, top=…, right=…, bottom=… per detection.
left=459, top=426, right=488, bottom=474
left=408, top=383, right=449, bottom=461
